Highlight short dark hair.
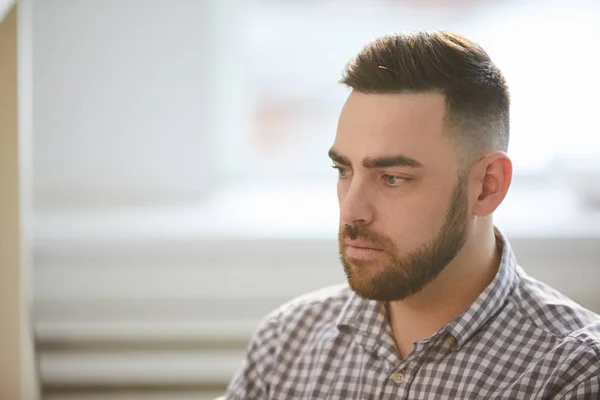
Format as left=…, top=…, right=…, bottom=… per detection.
left=340, top=30, right=510, bottom=167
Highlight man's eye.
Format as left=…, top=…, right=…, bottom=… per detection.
left=332, top=165, right=349, bottom=178
left=383, top=175, right=405, bottom=186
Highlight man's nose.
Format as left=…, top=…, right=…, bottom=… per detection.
left=339, top=179, right=374, bottom=226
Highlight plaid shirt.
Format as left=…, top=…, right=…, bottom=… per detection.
left=224, top=230, right=600, bottom=399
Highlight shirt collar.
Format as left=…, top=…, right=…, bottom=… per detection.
left=445, top=227, right=518, bottom=349
left=336, top=285, right=399, bottom=363
left=336, top=227, right=518, bottom=352
left=336, top=287, right=386, bottom=343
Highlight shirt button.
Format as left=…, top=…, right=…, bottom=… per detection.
left=390, top=371, right=405, bottom=384
left=445, top=336, right=455, bottom=347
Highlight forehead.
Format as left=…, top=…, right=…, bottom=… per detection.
left=334, top=91, right=457, bottom=169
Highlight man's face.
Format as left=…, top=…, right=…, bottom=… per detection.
left=332, top=91, right=470, bottom=302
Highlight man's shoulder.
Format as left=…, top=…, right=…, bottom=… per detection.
left=514, top=268, right=600, bottom=356
left=252, top=283, right=353, bottom=343
left=225, top=285, right=356, bottom=398
left=267, top=283, right=353, bottom=326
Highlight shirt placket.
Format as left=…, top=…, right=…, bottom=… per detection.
left=379, top=338, right=448, bottom=400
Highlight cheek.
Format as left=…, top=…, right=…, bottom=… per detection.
left=378, top=192, right=447, bottom=247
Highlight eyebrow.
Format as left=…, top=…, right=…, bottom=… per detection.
left=328, top=148, right=424, bottom=169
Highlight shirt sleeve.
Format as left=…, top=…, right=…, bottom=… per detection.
left=222, top=312, right=280, bottom=400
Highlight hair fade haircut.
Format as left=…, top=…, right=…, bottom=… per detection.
left=340, top=30, right=510, bottom=167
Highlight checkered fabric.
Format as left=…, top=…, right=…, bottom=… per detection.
left=224, top=229, right=600, bottom=399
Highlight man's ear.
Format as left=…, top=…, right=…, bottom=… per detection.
left=472, top=152, right=512, bottom=217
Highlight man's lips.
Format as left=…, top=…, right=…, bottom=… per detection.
left=343, top=239, right=384, bottom=260
left=344, top=239, right=383, bottom=251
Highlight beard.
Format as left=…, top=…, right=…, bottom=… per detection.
left=338, top=173, right=469, bottom=302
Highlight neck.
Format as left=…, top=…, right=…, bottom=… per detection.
left=387, top=221, right=501, bottom=358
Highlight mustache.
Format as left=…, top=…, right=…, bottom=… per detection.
left=340, top=224, right=391, bottom=248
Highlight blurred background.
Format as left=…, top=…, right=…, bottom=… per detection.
left=1, top=0, right=600, bottom=399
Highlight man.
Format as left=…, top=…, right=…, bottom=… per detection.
left=223, top=31, right=600, bottom=399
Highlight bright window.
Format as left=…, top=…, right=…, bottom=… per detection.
left=211, top=0, right=600, bottom=181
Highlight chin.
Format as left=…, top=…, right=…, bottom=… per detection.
left=346, top=268, right=400, bottom=301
